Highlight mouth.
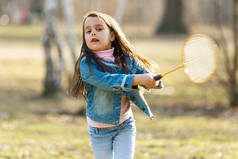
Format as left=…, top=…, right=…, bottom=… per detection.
left=91, top=38, right=99, bottom=42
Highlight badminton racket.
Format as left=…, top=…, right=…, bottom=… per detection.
left=154, top=34, right=217, bottom=84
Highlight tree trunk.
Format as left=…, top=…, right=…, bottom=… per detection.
left=42, top=0, right=65, bottom=96
left=230, top=86, right=238, bottom=107
left=115, top=0, right=127, bottom=24
left=230, top=0, right=238, bottom=107
left=62, top=0, right=77, bottom=64
left=43, top=37, right=61, bottom=95
left=215, top=0, right=238, bottom=107
left=156, top=0, right=187, bottom=34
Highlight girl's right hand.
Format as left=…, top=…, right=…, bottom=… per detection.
left=132, top=74, right=158, bottom=88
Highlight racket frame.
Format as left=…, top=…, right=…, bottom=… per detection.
left=182, top=34, right=217, bottom=84
left=154, top=34, right=217, bottom=84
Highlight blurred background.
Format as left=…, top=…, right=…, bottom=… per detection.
left=0, top=0, right=238, bottom=159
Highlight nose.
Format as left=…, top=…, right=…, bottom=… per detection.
left=91, top=31, right=96, bottom=36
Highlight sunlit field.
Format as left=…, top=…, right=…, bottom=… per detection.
left=1, top=112, right=238, bottom=159
left=0, top=25, right=237, bottom=159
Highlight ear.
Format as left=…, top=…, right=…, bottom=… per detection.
left=110, top=31, right=115, bottom=42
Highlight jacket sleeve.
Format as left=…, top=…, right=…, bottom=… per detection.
left=131, top=57, right=163, bottom=89
left=131, top=57, right=149, bottom=74
left=80, top=58, right=137, bottom=92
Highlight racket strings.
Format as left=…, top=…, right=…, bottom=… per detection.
left=183, top=35, right=216, bottom=83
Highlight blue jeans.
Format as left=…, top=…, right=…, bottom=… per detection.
left=88, top=117, right=136, bottom=159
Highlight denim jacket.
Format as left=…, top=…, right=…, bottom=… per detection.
left=80, top=55, right=163, bottom=125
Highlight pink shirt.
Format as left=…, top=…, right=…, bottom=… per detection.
left=87, top=48, right=132, bottom=128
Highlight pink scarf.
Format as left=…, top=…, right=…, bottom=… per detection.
left=93, top=47, right=115, bottom=62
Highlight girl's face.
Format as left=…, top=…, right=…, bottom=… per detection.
left=84, top=17, right=115, bottom=52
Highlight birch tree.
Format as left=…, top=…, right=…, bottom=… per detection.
left=62, top=0, right=77, bottom=64
left=42, top=0, right=65, bottom=96
left=115, top=0, right=127, bottom=24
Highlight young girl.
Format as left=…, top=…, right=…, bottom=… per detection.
left=69, top=11, right=163, bottom=159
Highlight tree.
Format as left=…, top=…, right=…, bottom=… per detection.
left=42, top=0, right=65, bottom=96
left=156, top=0, right=188, bottom=34
left=42, top=0, right=77, bottom=96
left=215, top=0, right=238, bottom=107
left=62, top=0, right=77, bottom=64
left=115, top=0, right=127, bottom=24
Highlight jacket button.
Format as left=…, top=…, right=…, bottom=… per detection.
left=124, top=83, right=128, bottom=87
left=142, top=108, right=145, bottom=112
left=131, top=96, right=136, bottom=100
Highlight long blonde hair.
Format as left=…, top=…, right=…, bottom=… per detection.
left=69, top=11, right=157, bottom=98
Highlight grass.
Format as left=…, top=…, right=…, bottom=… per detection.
left=0, top=25, right=237, bottom=158
left=1, top=113, right=238, bottom=159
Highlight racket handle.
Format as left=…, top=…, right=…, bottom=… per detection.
left=154, top=74, right=163, bottom=81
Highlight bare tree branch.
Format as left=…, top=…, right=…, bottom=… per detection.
left=214, top=0, right=232, bottom=77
